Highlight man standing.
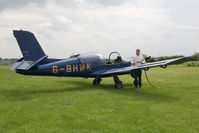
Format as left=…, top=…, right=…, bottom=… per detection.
left=131, top=49, right=145, bottom=88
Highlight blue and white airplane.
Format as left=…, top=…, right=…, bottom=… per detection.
left=9, top=30, right=184, bottom=88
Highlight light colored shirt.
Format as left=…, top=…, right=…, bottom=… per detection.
left=132, top=54, right=146, bottom=65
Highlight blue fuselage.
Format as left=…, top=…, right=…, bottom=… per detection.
left=16, top=57, right=130, bottom=78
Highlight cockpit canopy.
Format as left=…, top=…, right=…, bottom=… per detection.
left=77, top=53, right=106, bottom=67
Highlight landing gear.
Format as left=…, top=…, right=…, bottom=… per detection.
left=113, top=74, right=123, bottom=88
left=93, top=74, right=123, bottom=88
left=114, top=81, right=123, bottom=88
left=93, top=76, right=102, bottom=85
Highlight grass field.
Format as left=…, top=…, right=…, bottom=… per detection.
left=0, top=64, right=199, bottom=133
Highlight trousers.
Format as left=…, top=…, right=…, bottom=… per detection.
left=131, top=69, right=142, bottom=87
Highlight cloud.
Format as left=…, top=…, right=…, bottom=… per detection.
left=0, top=0, right=45, bottom=11
left=86, top=0, right=131, bottom=6
left=0, top=0, right=198, bottom=59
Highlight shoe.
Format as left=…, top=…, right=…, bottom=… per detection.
left=139, top=86, right=142, bottom=88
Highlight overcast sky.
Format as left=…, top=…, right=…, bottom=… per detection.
left=0, top=0, right=199, bottom=59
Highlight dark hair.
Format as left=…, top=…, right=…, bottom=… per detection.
left=136, top=49, right=140, bottom=52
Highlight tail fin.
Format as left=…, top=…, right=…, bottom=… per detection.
left=13, top=30, right=46, bottom=61
left=9, top=30, right=47, bottom=70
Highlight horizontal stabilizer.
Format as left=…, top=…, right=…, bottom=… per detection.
left=9, top=61, right=34, bottom=70
left=9, top=55, right=47, bottom=70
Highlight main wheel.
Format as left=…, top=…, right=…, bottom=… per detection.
left=93, top=79, right=101, bottom=85
left=114, top=81, right=123, bottom=88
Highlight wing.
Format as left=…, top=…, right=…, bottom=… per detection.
left=92, top=57, right=184, bottom=76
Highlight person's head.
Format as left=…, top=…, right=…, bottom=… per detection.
left=136, top=49, right=140, bottom=56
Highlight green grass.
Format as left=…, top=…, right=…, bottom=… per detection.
left=0, top=64, right=199, bottom=133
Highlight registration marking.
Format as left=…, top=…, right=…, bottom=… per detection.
left=60, top=68, right=65, bottom=71
left=52, top=63, right=91, bottom=74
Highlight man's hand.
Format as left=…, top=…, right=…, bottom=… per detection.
left=141, top=61, right=145, bottom=64
left=136, top=61, right=145, bottom=64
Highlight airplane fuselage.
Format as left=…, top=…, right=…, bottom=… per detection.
left=16, top=57, right=130, bottom=78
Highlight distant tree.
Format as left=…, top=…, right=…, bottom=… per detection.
left=142, top=54, right=148, bottom=58
left=142, top=54, right=156, bottom=62
left=147, top=57, right=156, bottom=62
left=190, top=52, right=199, bottom=61
left=10, top=58, right=18, bottom=63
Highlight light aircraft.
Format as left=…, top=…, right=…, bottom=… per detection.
left=9, top=30, right=184, bottom=88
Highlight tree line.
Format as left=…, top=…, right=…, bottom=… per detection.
left=144, top=52, right=199, bottom=64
